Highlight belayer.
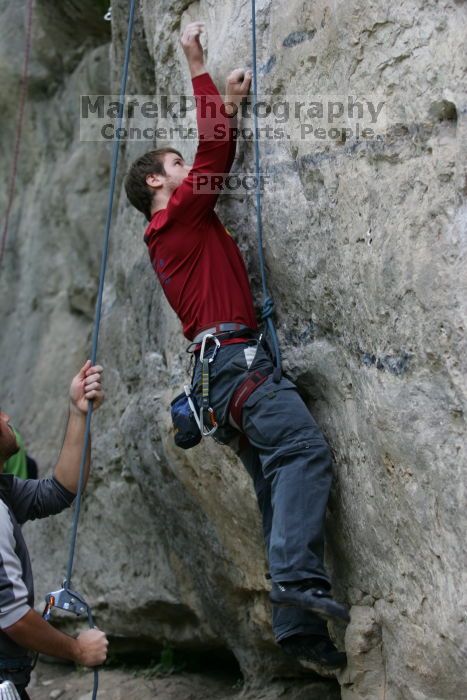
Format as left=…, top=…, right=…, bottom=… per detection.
left=125, top=21, right=349, bottom=669
left=0, top=362, right=108, bottom=698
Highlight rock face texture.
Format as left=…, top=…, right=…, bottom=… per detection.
left=0, top=1, right=466, bottom=698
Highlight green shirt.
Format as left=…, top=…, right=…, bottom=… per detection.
left=4, top=428, right=28, bottom=480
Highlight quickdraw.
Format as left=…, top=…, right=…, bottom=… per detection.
left=199, top=333, right=220, bottom=436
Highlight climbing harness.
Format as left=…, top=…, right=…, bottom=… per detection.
left=0, top=655, right=32, bottom=698
left=40, top=2, right=137, bottom=699
left=0, top=0, right=35, bottom=272
left=250, top=0, right=282, bottom=383
left=174, top=327, right=262, bottom=449
left=0, top=657, right=31, bottom=699
left=191, top=323, right=251, bottom=345
left=229, top=367, right=271, bottom=431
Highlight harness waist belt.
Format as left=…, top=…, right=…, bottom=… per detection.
left=192, top=323, right=251, bottom=344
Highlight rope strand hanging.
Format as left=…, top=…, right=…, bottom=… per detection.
left=64, top=0, right=136, bottom=590
left=250, top=0, right=282, bottom=381
left=43, top=3, right=137, bottom=699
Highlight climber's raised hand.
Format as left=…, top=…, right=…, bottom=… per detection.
left=180, top=21, right=206, bottom=78
left=224, top=68, right=253, bottom=116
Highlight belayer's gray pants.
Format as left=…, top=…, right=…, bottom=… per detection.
left=193, top=340, right=333, bottom=641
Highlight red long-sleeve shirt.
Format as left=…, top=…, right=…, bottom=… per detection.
left=144, top=72, right=258, bottom=341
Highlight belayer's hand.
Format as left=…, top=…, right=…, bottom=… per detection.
left=69, top=361, right=105, bottom=415
left=75, top=628, right=108, bottom=667
left=180, top=21, right=206, bottom=77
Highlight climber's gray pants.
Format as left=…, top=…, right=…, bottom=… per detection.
left=192, top=340, right=333, bottom=641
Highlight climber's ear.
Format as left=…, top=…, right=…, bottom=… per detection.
left=146, top=173, right=165, bottom=189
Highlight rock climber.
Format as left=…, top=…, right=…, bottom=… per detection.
left=124, top=21, right=348, bottom=670
left=0, top=361, right=109, bottom=699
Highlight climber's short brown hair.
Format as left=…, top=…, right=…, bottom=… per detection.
left=125, top=148, right=183, bottom=221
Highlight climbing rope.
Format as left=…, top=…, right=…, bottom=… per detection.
left=250, top=0, right=282, bottom=381
left=65, top=0, right=136, bottom=592
left=42, top=3, right=137, bottom=698
left=0, top=0, right=35, bottom=272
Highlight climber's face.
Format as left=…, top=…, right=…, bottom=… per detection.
left=0, top=410, right=19, bottom=467
left=161, top=152, right=191, bottom=191
left=145, top=152, right=191, bottom=211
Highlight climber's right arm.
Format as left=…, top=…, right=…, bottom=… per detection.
left=181, top=21, right=206, bottom=78
left=166, top=23, right=251, bottom=224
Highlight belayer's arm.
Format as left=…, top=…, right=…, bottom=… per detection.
left=0, top=523, right=79, bottom=660
left=4, top=609, right=108, bottom=667
left=49, top=360, right=105, bottom=494
left=0, top=503, right=101, bottom=666
left=10, top=362, right=105, bottom=523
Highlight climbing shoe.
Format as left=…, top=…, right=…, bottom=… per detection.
left=270, top=580, right=350, bottom=623
left=279, top=633, right=347, bottom=669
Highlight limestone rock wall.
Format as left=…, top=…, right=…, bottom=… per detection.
left=0, top=1, right=465, bottom=698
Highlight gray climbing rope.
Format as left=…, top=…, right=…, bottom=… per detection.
left=250, top=0, right=282, bottom=381
left=44, top=3, right=137, bottom=699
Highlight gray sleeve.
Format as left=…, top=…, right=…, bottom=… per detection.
left=0, top=503, right=30, bottom=629
left=10, top=476, right=75, bottom=525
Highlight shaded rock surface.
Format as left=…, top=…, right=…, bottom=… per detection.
left=0, top=1, right=466, bottom=698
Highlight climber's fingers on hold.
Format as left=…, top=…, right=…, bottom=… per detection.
left=181, top=21, right=205, bottom=46
left=227, top=68, right=246, bottom=83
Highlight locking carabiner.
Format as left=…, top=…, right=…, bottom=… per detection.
left=199, top=333, right=221, bottom=364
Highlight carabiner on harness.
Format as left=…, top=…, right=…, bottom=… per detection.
left=198, top=334, right=220, bottom=437
left=198, top=333, right=221, bottom=364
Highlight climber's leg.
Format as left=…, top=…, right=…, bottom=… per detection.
left=232, top=435, right=329, bottom=641
left=240, top=374, right=349, bottom=623
left=240, top=376, right=332, bottom=583
left=192, top=341, right=348, bottom=622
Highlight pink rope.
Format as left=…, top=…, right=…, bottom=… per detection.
left=0, top=0, right=35, bottom=270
